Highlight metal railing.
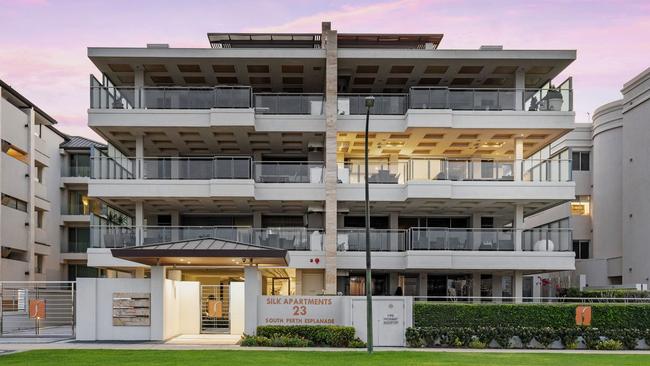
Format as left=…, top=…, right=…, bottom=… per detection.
left=408, top=228, right=515, bottom=251
left=253, top=161, right=324, bottom=183
left=91, top=226, right=324, bottom=251
left=62, top=165, right=91, bottom=178
left=337, top=229, right=407, bottom=251
left=254, top=93, right=324, bottom=114
left=90, top=86, right=252, bottom=109
left=409, top=87, right=573, bottom=112
left=338, top=94, right=408, bottom=115
left=63, top=241, right=91, bottom=253
left=342, top=162, right=406, bottom=184
left=142, top=157, right=252, bottom=179
left=522, top=228, right=572, bottom=252
left=522, top=158, right=573, bottom=182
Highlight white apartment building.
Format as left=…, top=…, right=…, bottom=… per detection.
left=1, top=79, right=66, bottom=281
left=84, top=22, right=577, bottom=321
left=528, top=67, right=650, bottom=289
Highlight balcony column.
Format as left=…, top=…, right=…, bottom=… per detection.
left=418, top=273, right=428, bottom=298
left=513, top=270, right=524, bottom=303
left=244, top=265, right=262, bottom=335
left=134, top=65, right=144, bottom=108
left=26, top=108, right=36, bottom=281
left=389, top=213, right=399, bottom=251
left=135, top=133, right=144, bottom=179
left=492, top=274, right=503, bottom=303
left=0, top=86, right=2, bottom=278
left=135, top=200, right=144, bottom=246
left=513, top=136, right=524, bottom=181
left=471, top=213, right=482, bottom=250
left=472, top=272, right=482, bottom=303
left=322, top=21, right=339, bottom=294
left=514, top=204, right=524, bottom=251
left=515, top=67, right=525, bottom=111
left=171, top=211, right=180, bottom=241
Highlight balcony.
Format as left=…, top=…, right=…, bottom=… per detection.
left=253, top=161, right=324, bottom=183
left=254, top=93, right=323, bottom=115
left=339, top=158, right=572, bottom=184
left=522, top=228, right=572, bottom=252
left=408, top=228, right=515, bottom=251
left=90, top=226, right=323, bottom=251
left=90, top=86, right=252, bottom=109
left=338, top=94, right=408, bottom=115
left=337, top=229, right=406, bottom=251
left=62, top=165, right=91, bottom=178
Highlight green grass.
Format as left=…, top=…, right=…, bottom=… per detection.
left=1, top=350, right=650, bottom=366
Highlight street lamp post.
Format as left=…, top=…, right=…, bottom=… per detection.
left=364, top=96, right=375, bottom=353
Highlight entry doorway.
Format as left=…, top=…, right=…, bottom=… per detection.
left=200, top=285, right=230, bottom=333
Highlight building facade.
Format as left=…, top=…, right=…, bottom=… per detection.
left=527, top=67, right=650, bottom=289
left=83, top=22, right=577, bottom=309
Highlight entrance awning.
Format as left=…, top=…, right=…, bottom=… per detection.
left=111, top=237, right=289, bottom=266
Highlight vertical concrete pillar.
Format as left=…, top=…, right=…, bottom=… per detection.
left=322, top=21, right=339, bottom=294
left=492, top=274, right=502, bottom=303
left=389, top=212, right=399, bottom=251
left=0, top=86, right=3, bottom=278
left=134, top=65, right=145, bottom=108
left=515, top=68, right=525, bottom=111
left=135, top=134, right=144, bottom=179
left=244, top=266, right=262, bottom=335
left=253, top=212, right=262, bottom=228
left=418, top=272, right=428, bottom=298
left=472, top=272, right=481, bottom=302
left=150, top=266, right=166, bottom=341
left=513, top=271, right=524, bottom=303
left=513, top=137, right=524, bottom=181
left=514, top=204, right=524, bottom=251
left=471, top=212, right=482, bottom=250
left=170, top=210, right=180, bottom=241
left=135, top=201, right=144, bottom=246
left=26, top=108, right=36, bottom=281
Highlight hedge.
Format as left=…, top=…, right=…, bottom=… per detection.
left=406, top=326, right=650, bottom=350
left=256, top=325, right=357, bottom=347
left=413, top=303, right=650, bottom=330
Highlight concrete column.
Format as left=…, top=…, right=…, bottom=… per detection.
left=134, top=65, right=144, bottom=108
left=244, top=266, right=262, bottom=335
left=26, top=108, right=36, bottom=281
left=0, top=86, right=3, bottom=278
left=513, top=271, right=524, bottom=303
left=515, top=67, right=525, bottom=111
left=418, top=272, right=428, bottom=298
left=134, top=268, right=146, bottom=278
left=389, top=272, right=400, bottom=295
left=135, top=134, right=144, bottom=179
left=492, top=274, right=502, bottom=303
left=323, top=22, right=339, bottom=294
left=471, top=212, right=482, bottom=250
left=253, top=212, right=262, bottom=228
left=513, top=137, right=524, bottom=181
left=171, top=210, right=180, bottom=241
left=514, top=204, right=524, bottom=251
left=472, top=272, right=481, bottom=302
left=389, top=212, right=399, bottom=251
left=135, top=201, right=144, bottom=245
left=150, top=266, right=166, bottom=341
left=295, top=269, right=303, bottom=295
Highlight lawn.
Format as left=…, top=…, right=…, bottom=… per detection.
left=1, top=350, right=650, bottom=366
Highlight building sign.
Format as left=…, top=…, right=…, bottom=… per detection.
left=29, top=299, right=46, bottom=319
left=258, top=296, right=342, bottom=326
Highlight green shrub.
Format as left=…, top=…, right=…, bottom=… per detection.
left=413, top=302, right=650, bottom=330
left=240, top=335, right=271, bottom=347
left=257, top=325, right=356, bottom=347
left=468, top=339, right=487, bottom=349
left=559, top=327, right=580, bottom=349
left=533, top=327, right=557, bottom=348
left=348, top=338, right=366, bottom=348
left=405, top=327, right=424, bottom=348
left=595, top=339, right=624, bottom=350
left=269, top=334, right=310, bottom=347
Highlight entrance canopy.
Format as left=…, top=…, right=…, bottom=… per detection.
left=111, top=237, right=288, bottom=266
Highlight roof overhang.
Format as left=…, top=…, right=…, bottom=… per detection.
left=110, top=237, right=289, bottom=267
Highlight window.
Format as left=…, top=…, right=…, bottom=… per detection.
left=572, top=151, right=590, bottom=171
left=1, top=193, right=27, bottom=212
left=67, top=227, right=90, bottom=252
left=1, top=140, right=28, bottom=163
left=36, top=210, right=44, bottom=228
left=573, top=240, right=590, bottom=259
left=571, top=195, right=591, bottom=216
left=36, top=165, right=44, bottom=183
left=35, top=254, right=44, bottom=274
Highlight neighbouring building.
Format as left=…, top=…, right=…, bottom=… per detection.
left=527, top=67, right=650, bottom=289
left=1, top=78, right=109, bottom=282
left=83, top=20, right=578, bottom=332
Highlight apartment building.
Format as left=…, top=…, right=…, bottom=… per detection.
left=0, top=79, right=66, bottom=281
left=85, top=22, right=577, bottom=315
left=528, top=67, right=650, bottom=289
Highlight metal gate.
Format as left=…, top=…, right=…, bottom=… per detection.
left=200, top=285, right=230, bottom=333
left=0, top=281, right=75, bottom=338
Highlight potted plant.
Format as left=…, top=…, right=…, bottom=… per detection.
left=542, top=85, right=564, bottom=111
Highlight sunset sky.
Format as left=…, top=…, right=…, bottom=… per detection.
left=1, top=0, right=648, bottom=141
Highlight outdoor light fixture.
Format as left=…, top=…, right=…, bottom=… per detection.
left=364, top=95, right=375, bottom=353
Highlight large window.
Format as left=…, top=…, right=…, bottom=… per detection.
left=1, top=193, right=27, bottom=212
left=573, top=240, right=590, bottom=259
left=1, top=140, right=28, bottom=163
left=572, top=151, right=590, bottom=171
left=570, top=195, right=591, bottom=216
